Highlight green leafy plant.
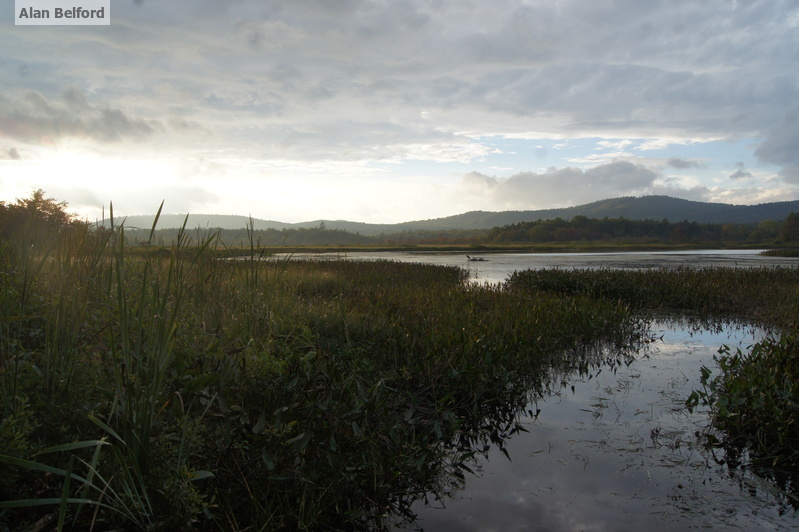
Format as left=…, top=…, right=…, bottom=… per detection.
left=687, top=335, right=799, bottom=470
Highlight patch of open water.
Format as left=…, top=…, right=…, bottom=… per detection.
left=393, top=320, right=798, bottom=531
left=281, top=249, right=799, bottom=285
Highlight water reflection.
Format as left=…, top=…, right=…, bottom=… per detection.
left=281, top=250, right=799, bottom=285
left=393, top=319, right=798, bottom=531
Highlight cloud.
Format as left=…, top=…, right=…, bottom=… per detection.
left=71, top=184, right=218, bottom=218
left=755, top=110, right=799, bottom=183
left=755, top=113, right=799, bottom=166
left=729, top=169, right=753, bottom=180
left=462, top=161, right=660, bottom=209
left=2, top=0, right=798, bottom=221
left=5, top=1, right=796, bottom=158
left=0, top=147, right=21, bottom=160
left=649, top=184, right=712, bottom=202
left=0, top=89, right=157, bottom=144
left=34, top=2, right=799, bottom=140
left=666, top=157, right=704, bottom=169
left=777, top=167, right=799, bottom=184
left=597, top=140, right=634, bottom=151
left=167, top=117, right=210, bottom=135
left=711, top=185, right=798, bottom=205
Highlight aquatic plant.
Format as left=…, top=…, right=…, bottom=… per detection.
left=761, top=248, right=799, bottom=257
left=688, top=335, right=799, bottom=471
left=506, top=266, right=799, bottom=329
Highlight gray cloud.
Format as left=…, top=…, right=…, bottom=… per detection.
left=8, top=0, right=795, bottom=153
left=0, top=90, right=157, bottom=144
left=3, top=0, right=798, bottom=221
left=167, top=117, right=210, bottom=135
left=462, top=161, right=660, bottom=209
left=1, top=147, right=21, bottom=160
left=755, top=113, right=799, bottom=166
left=5, top=1, right=796, bottom=159
left=729, top=169, right=754, bottom=180
left=777, top=166, right=799, bottom=184
left=666, top=157, right=704, bottom=169
left=649, top=184, right=712, bottom=203
left=755, top=111, right=799, bottom=183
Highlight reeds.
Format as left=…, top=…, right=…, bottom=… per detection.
left=506, top=266, right=799, bottom=329
left=2, top=210, right=798, bottom=529
left=685, top=332, right=799, bottom=513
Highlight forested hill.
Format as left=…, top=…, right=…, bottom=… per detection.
left=403, top=196, right=799, bottom=230
left=101, top=196, right=799, bottom=235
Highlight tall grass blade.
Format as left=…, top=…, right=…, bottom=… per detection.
left=57, top=456, right=74, bottom=531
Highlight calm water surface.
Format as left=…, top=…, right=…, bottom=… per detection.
left=283, top=250, right=799, bottom=529
left=394, top=321, right=798, bottom=531
left=286, top=249, right=799, bottom=284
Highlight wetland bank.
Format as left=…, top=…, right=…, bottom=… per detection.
left=2, top=216, right=799, bottom=530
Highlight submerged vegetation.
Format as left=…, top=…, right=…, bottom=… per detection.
left=1, top=191, right=798, bottom=530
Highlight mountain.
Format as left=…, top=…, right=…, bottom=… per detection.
left=99, top=196, right=799, bottom=235
left=396, top=196, right=799, bottom=230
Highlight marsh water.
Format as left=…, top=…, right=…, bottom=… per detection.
left=393, top=320, right=798, bottom=531
left=284, top=249, right=799, bottom=285
left=287, top=250, right=799, bottom=529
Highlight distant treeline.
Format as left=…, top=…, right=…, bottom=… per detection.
left=119, top=214, right=799, bottom=247
left=126, top=225, right=375, bottom=247
left=122, top=224, right=486, bottom=247
left=7, top=190, right=795, bottom=248
left=485, top=215, right=793, bottom=244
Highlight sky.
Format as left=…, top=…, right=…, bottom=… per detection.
left=1, top=0, right=798, bottom=224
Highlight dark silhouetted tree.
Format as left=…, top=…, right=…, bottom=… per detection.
left=0, top=189, right=81, bottom=240
left=780, top=212, right=799, bottom=242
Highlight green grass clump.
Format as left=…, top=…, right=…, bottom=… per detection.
left=506, top=266, right=799, bottom=328
left=761, top=248, right=799, bottom=257
left=687, top=335, right=799, bottom=470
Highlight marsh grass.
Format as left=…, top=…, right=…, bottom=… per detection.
left=506, top=266, right=799, bottom=329
left=686, top=333, right=799, bottom=511
left=2, top=207, right=799, bottom=529
left=761, top=248, right=799, bottom=257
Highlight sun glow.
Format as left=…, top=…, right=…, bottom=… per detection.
left=50, top=150, right=179, bottom=189
left=1, top=146, right=181, bottom=221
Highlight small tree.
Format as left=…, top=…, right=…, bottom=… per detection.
left=0, top=189, right=80, bottom=240
left=780, top=212, right=799, bottom=242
